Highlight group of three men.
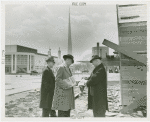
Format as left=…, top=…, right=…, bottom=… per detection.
left=39, top=54, right=108, bottom=117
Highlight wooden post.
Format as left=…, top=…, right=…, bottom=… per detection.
left=116, top=4, right=123, bottom=106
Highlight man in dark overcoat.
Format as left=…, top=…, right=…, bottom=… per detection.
left=86, top=55, right=109, bottom=117
left=39, top=57, right=56, bottom=117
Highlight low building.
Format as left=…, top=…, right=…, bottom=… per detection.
left=5, top=45, right=58, bottom=74
left=92, top=42, right=109, bottom=58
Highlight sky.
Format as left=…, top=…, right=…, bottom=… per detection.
left=5, top=4, right=119, bottom=61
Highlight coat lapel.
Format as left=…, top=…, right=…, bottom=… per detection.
left=68, top=68, right=72, bottom=76
left=63, top=65, right=72, bottom=76
left=93, top=63, right=103, bottom=73
left=88, top=63, right=104, bottom=80
left=47, top=66, right=55, bottom=79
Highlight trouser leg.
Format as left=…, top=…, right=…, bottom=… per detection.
left=93, top=109, right=106, bottom=117
left=58, top=109, right=70, bottom=117
left=42, top=108, right=56, bottom=117
left=92, top=99, right=106, bottom=117
left=42, top=108, right=50, bottom=117
left=50, top=110, right=56, bottom=117
left=67, top=109, right=70, bottom=117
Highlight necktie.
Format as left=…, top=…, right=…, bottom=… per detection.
left=69, top=68, right=72, bottom=76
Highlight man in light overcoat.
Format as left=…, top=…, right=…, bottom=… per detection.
left=52, top=54, right=75, bottom=117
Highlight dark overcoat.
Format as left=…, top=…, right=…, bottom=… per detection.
left=86, top=63, right=109, bottom=111
left=39, top=66, right=55, bottom=108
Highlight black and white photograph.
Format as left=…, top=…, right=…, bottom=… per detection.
left=0, top=1, right=149, bottom=121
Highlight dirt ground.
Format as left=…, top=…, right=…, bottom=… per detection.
left=5, top=82, right=145, bottom=118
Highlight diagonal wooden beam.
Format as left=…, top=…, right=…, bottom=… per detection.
left=102, top=39, right=147, bottom=65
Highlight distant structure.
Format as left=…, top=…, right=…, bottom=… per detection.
left=48, top=48, right=51, bottom=57
left=58, top=47, right=61, bottom=59
left=97, top=42, right=100, bottom=56
left=5, top=45, right=57, bottom=74
left=113, top=51, right=119, bottom=58
left=67, top=7, right=72, bottom=55
left=92, top=42, right=109, bottom=58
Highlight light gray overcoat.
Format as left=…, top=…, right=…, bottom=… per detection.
left=51, top=64, right=75, bottom=111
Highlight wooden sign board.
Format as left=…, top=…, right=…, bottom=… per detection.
left=118, top=4, right=147, bottom=23
left=121, top=66, right=146, bottom=81
left=102, top=39, right=146, bottom=65
left=117, top=4, right=147, bottom=108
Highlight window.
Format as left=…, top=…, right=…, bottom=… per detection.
left=17, top=55, right=27, bottom=65
left=5, top=55, right=11, bottom=65
left=29, top=55, right=30, bottom=70
left=13, top=55, right=15, bottom=70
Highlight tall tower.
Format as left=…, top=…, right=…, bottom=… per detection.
left=68, top=7, right=72, bottom=55
left=48, top=48, right=51, bottom=57
left=58, top=47, right=61, bottom=59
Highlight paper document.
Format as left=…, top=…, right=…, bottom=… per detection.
left=68, top=76, right=76, bottom=86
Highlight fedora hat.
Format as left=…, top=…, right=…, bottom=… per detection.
left=63, top=54, right=74, bottom=63
left=90, top=55, right=102, bottom=63
left=46, top=56, right=55, bottom=63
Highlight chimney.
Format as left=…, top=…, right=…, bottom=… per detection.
left=48, top=48, right=51, bottom=57
left=97, top=42, right=99, bottom=56
left=100, top=48, right=102, bottom=58
left=58, top=47, right=61, bottom=59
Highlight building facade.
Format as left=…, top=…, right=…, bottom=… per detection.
left=92, top=43, right=109, bottom=58
left=5, top=45, right=58, bottom=74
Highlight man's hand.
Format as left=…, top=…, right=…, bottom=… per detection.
left=84, top=76, right=91, bottom=80
left=76, top=81, right=80, bottom=86
left=84, top=77, right=88, bottom=80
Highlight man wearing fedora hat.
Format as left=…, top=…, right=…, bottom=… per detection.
left=86, top=55, right=109, bottom=117
left=39, top=56, right=56, bottom=117
left=52, top=54, right=75, bottom=117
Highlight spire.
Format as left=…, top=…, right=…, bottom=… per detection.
left=68, top=7, right=72, bottom=55
left=48, top=47, right=51, bottom=57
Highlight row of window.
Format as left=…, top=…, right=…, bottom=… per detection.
left=17, top=55, right=28, bottom=65
left=35, top=66, right=45, bottom=68
left=5, top=55, right=46, bottom=68
left=5, top=55, right=11, bottom=65
left=5, top=55, right=34, bottom=65
left=35, top=66, right=45, bottom=70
